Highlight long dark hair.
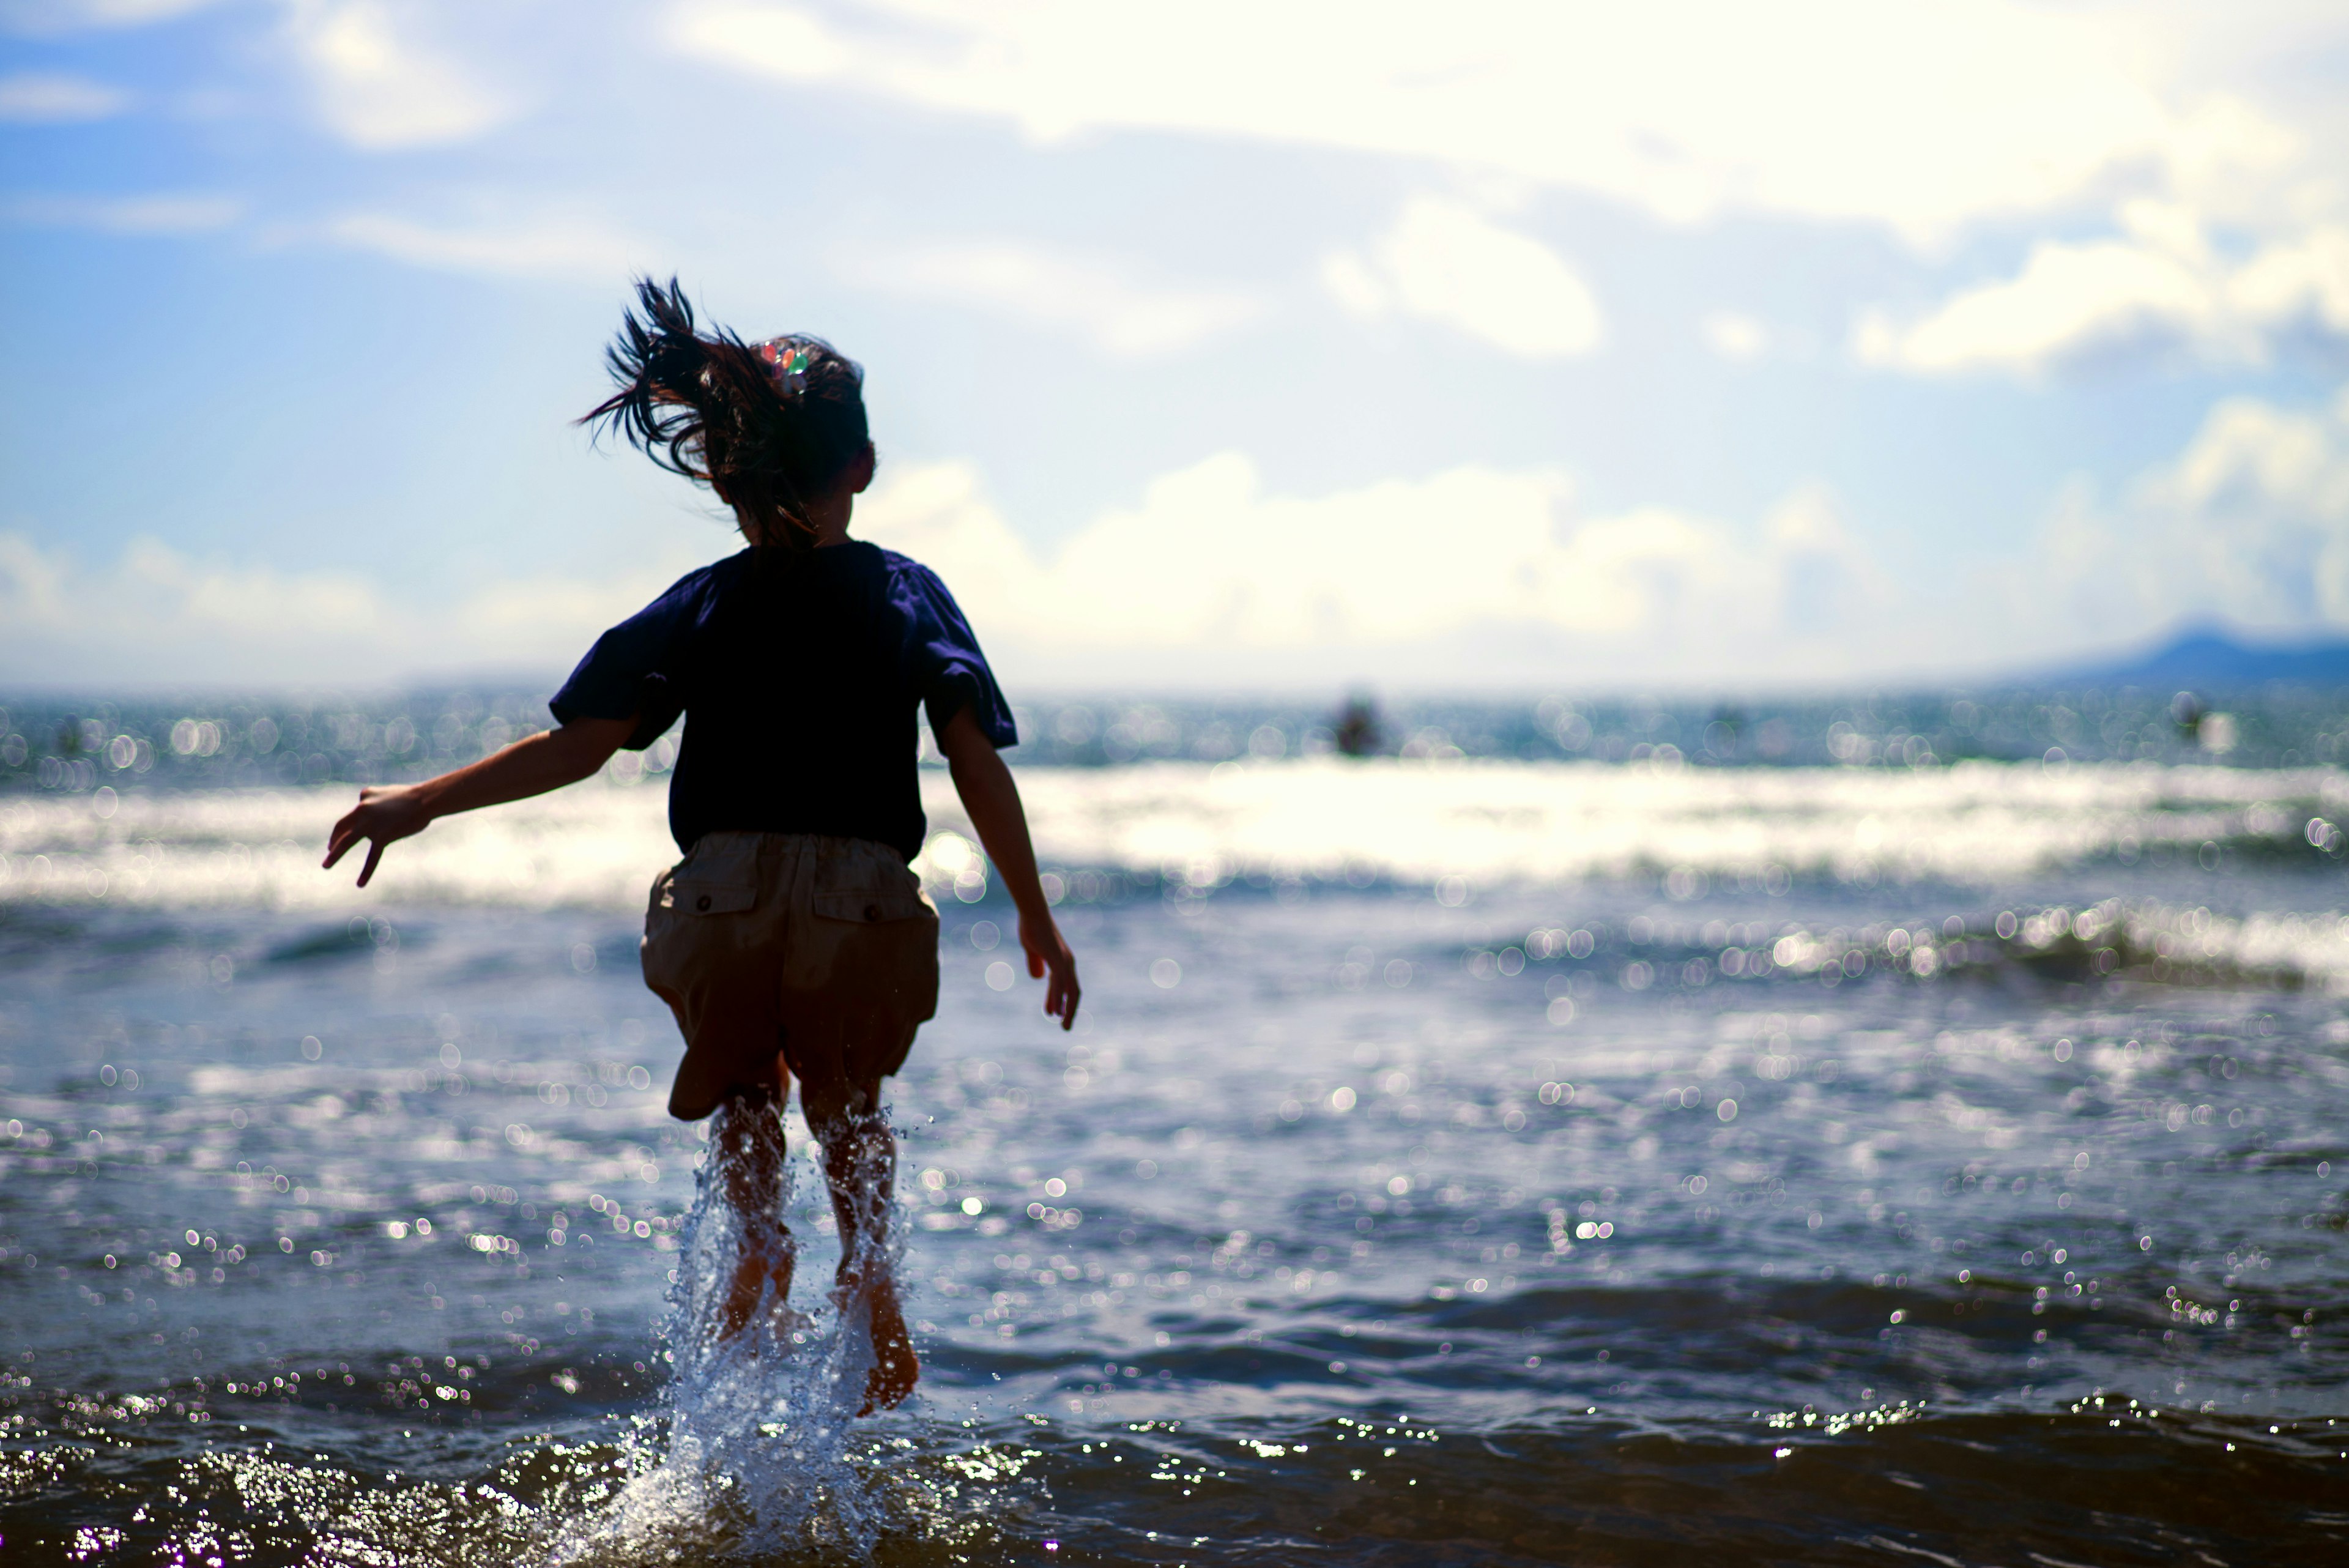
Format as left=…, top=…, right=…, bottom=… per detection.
left=581, top=278, right=869, bottom=554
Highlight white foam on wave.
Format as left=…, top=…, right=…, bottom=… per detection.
left=1, top=757, right=2345, bottom=913
left=0, top=779, right=677, bottom=913
left=1003, top=757, right=2349, bottom=888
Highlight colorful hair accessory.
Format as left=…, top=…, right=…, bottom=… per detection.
left=754, top=337, right=812, bottom=394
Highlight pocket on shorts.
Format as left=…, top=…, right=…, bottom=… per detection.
left=811, top=844, right=933, bottom=925
left=669, top=834, right=760, bottom=915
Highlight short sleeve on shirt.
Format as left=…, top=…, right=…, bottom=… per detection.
left=547, top=567, right=711, bottom=751
left=896, top=561, right=1017, bottom=749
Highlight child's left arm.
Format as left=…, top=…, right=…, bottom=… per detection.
left=937, top=705, right=1080, bottom=1029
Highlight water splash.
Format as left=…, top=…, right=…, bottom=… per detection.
left=547, top=1101, right=907, bottom=1564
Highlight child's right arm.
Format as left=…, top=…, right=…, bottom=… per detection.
left=937, top=705, right=1080, bottom=1029
left=323, top=714, right=640, bottom=887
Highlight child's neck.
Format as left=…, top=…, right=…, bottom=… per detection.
left=807, top=494, right=854, bottom=548
left=742, top=493, right=853, bottom=549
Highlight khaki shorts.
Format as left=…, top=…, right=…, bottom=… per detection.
left=640, top=831, right=940, bottom=1121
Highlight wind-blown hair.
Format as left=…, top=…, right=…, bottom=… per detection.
left=581, top=278, right=869, bottom=554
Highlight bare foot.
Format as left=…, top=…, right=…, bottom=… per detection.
left=849, top=1275, right=920, bottom=1414
left=720, top=1230, right=795, bottom=1340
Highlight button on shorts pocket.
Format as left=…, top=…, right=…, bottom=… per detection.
left=810, top=846, right=932, bottom=924
left=668, top=836, right=759, bottom=915
left=811, top=886, right=932, bottom=923
left=680, top=883, right=754, bottom=914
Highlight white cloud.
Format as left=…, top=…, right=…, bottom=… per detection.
left=2133, top=388, right=2349, bottom=625
left=1995, top=384, right=2349, bottom=644
left=0, top=531, right=703, bottom=685
left=855, top=240, right=1264, bottom=356
left=2227, top=228, right=2349, bottom=338
left=322, top=210, right=648, bottom=281
left=1321, top=196, right=1601, bottom=358
left=1319, top=252, right=1386, bottom=319
left=856, top=453, right=1885, bottom=685
left=1701, top=311, right=1768, bottom=362
left=6, top=191, right=244, bottom=233
left=0, top=457, right=1899, bottom=690
left=0, top=70, right=128, bottom=121
left=0, top=533, right=397, bottom=683
left=1858, top=201, right=2349, bottom=376
left=667, top=0, right=2295, bottom=247
left=1858, top=235, right=2219, bottom=374
left=283, top=0, right=510, bottom=149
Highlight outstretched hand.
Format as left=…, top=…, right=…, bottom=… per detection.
left=1020, top=912, right=1081, bottom=1030
left=319, top=718, right=636, bottom=891
left=323, top=785, right=431, bottom=888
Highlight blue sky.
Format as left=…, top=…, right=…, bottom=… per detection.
left=5, top=0, right=2349, bottom=691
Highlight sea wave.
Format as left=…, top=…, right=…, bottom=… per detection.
left=3, top=757, right=2343, bottom=915
left=994, top=755, right=2349, bottom=890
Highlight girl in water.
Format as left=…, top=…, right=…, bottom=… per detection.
left=324, top=279, right=1080, bottom=1413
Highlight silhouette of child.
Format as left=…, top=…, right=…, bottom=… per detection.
left=325, top=279, right=1079, bottom=1414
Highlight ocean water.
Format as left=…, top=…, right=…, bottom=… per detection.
left=4, top=691, right=2349, bottom=1564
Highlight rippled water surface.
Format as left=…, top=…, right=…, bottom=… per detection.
left=4, top=756, right=2349, bottom=1564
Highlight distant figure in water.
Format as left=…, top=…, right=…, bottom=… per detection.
left=1334, top=694, right=1382, bottom=757
left=324, top=278, right=1080, bottom=1415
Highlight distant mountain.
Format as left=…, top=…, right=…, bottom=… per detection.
left=2050, top=628, right=2349, bottom=690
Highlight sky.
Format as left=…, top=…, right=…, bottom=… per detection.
left=5, top=0, right=2349, bottom=694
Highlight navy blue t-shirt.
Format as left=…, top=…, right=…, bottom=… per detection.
left=549, top=543, right=1016, bottom=859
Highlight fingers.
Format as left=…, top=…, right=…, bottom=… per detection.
left=1048, top=960, right=1080, bottom=1029
left=324, top=796, right=379, bottom=867
left=327, top=790, right=412, bottom=886
left=322, top=811, right=360, bottom=868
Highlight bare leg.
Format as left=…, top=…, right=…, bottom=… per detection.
left=713, top=1083, right=795, bottom=1339
left=806, top=1084, right=918, bottom=1413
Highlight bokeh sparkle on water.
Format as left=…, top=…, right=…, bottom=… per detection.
left=3, top=690, right=2348, bottom=1564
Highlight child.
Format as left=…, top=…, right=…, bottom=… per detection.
left=324, top=278, right=1080, bottom=1414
